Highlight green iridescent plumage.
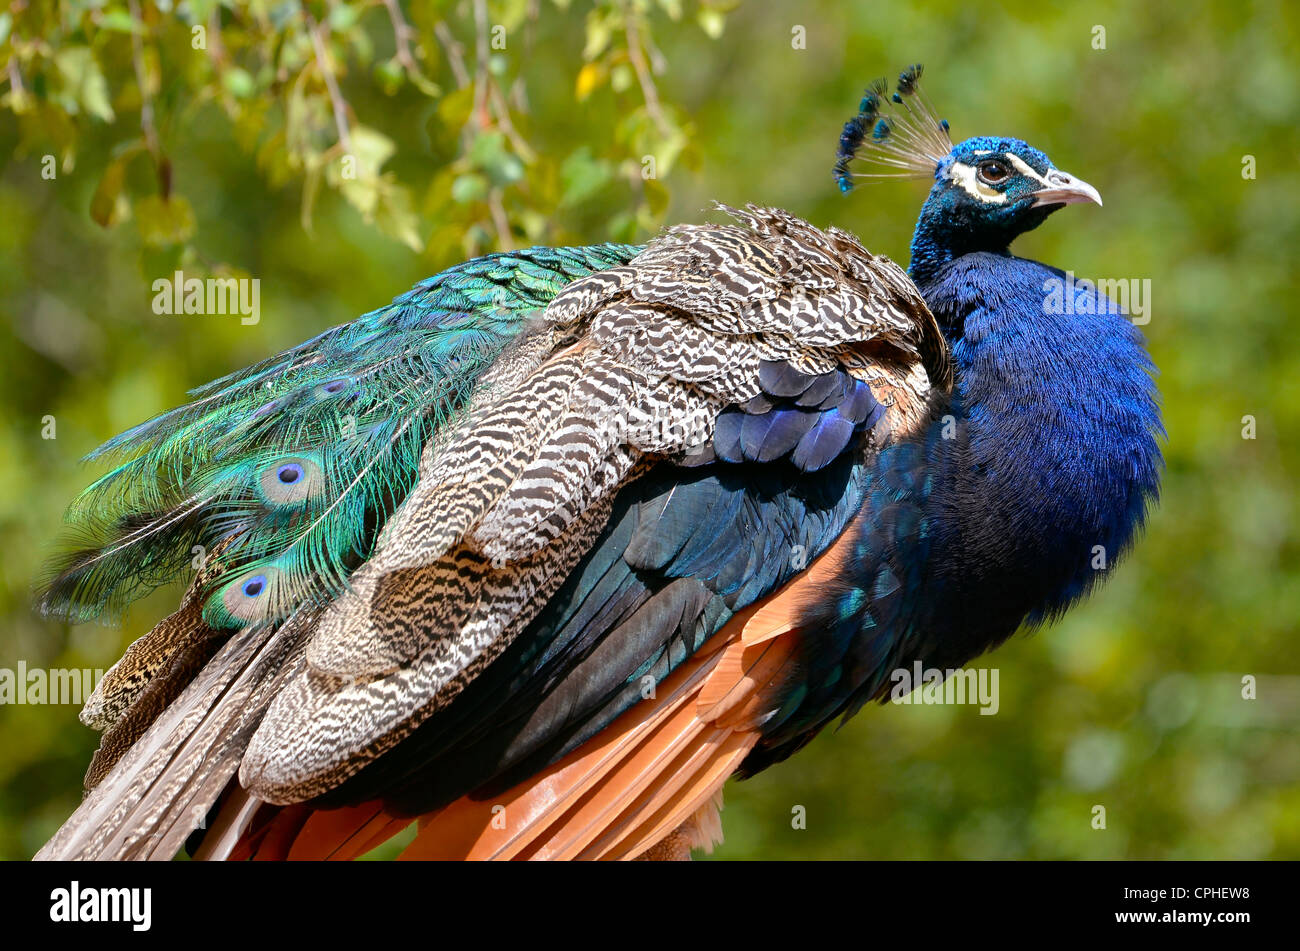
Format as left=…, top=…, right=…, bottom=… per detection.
left=39, top=243, right=642, bottom=629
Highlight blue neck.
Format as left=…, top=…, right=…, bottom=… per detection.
left=908, top=187, right=1055, bottom=287
left=907, top=251, right=1163, bottom=663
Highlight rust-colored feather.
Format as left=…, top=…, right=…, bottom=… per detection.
left=232, top=588, right=819, bottom=860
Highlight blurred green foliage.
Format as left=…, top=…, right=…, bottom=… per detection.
left=0, top=0, right=1297, bottom=860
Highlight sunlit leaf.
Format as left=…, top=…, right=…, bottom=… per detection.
left=583, top=9, right=615, bottom=60
left=52, top=47, right=115, bottom=122
left=697, top=8, right=725, bottom=39
left=610, top=63, right=633, bottom=93
left=135, top=195, right=196, bottom=247
left=90, top=155, right=128, bottom=228
left=97, top=9, right=142, bottom=34
left=348, top=124, right=397, bottom=177
left=222, top=68, right=256, bottom=99
left=560, top=146, right=612, bottom=207
left=451, top=173, right=489, bottom=204
left=375, top=58, right=404, bottom=95
left=576, top=62, right=606, bottom=101
left=375, top=183, right=424, bottom=252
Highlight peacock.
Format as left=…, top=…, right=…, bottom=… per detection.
left=35, top=65, right=1161, bottom=861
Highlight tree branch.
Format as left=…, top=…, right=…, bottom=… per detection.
left=623, top=4, right=671, bottom=137
left=472, top=0, right=490, bottom=130
left=434, top=20, right=471, bottom=88
left=381, top=0, right=418, bottom=74
left=305, top=10, right=352, bottom=154
left=127, top=0, right=158, bottom=156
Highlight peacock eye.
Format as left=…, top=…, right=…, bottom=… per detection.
left=976, top=160, right=1010, bottom=186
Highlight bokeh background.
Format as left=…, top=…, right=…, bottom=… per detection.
left=1, top=0, right=1297, bottom=860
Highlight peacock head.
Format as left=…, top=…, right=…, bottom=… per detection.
left=833, top=66, right=1102, bottom=266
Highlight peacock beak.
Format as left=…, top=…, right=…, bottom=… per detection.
left=1030, top=170, right=1103, bottom=208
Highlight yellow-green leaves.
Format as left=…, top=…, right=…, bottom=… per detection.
left=334, top=124, right=397, bottom=216
left=3, top=0, right=739, bottom=264
left=134, top=195, right=196, bottom=248
left=329, top=124, right=424, bottom=253
left=52, top=47, right=115, bottom=123
left=89, top=153, right=129, bottom=228
left=560, top=147, right=613, bottom=208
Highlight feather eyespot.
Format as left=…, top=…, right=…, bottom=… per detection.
left=251, top=398, right=281, bottom=419
left=205, top=566, right=283, bottom=627
left=312, top=377, right=354, bottom=400
left=257, top=456, right=325, bottom=506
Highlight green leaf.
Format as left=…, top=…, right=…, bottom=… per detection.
left=655, top=127, right=688, bottom=177
left=610, top=63, right=633, bottom=93
left=375, top=58, right=405, bottom=95
left=451, top=173, right=489, bottom=204
left=559, top=146, right=612, bottom=207
left=98, top=9, right=143, bottom=34
left=53, top=47, right=116, bottom=123
left=583, top=10, right=615, bottom=60
left=437, top=86, right=476, bottom=129
left=186, top=0, right=221, bottom=22
left=497, top=0, right=532, bottom=31
left=301, top=156, right=323, bottom=233
left=135, top=195, right=196, bottom=247
left=339, top=175, right=380, bottom=217
left=656, top=0, right=684, bottom=20
left=375, top=184, right=424, bottom=252
left=407, top=70, right=441, bottom=98
left=697, top=9, right=726, bottom=39
left=347, top=124, right=397, bottom=177
left=222, top=68, right=256, bottom=99
left=576, top=62, right=605, bottom=101
left=468, top=131, right=524, bottom=186
left=328, top=3, right=361, bottom=31
left=90, top=156, right=128, bottom=228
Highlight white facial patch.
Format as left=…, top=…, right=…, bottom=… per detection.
left=947, top=161, right=1006, bottom=204
left=1004, top=153, right=1052, bottom=188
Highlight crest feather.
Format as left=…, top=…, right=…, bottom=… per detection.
left=833, top=64, right=953, bottom=192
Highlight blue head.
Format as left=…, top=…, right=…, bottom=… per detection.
left=834, top=67, right=1102, bottom=281
left=913, top=136, right=1101, bottom=278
